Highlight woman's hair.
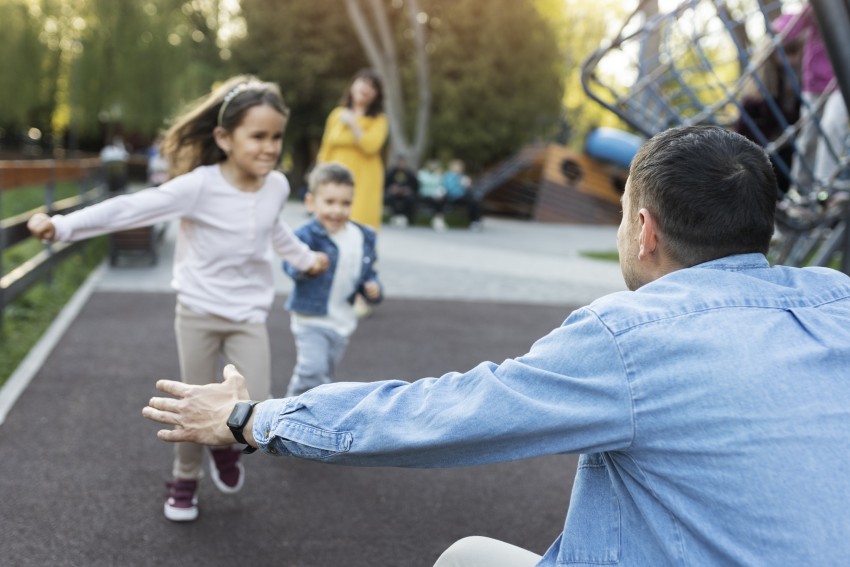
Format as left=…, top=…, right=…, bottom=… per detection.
left=160, top=75, right=289, bottom=176
left=339, top=68, right=384, bottom=117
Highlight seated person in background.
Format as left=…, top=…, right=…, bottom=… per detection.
left=417, top=159, right=447, bottom=231
left=441, top=159, right=483, bottom=231
left=384, top=154, right=419, bottom=227
left=145, top=125, right=850, bottom=566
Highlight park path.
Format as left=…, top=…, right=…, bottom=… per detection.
left=0, top=205, right=625, bottom=567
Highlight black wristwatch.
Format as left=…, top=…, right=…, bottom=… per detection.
left=227, top=401, right=260, bottom=454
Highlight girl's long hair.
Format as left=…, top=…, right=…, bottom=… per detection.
left=160, top=75, right=288, bottom=176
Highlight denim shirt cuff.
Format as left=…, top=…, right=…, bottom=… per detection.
left=252, top=397, right=300, bottom=455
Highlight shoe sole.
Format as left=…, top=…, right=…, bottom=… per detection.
left=164, top=500, right=198, bottom=522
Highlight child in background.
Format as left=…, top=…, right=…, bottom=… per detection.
left=442, top=159, right=483, bottom=231
left=283, top=162, right=383, bottom=397
left=27, top=75, right=328, bottom=522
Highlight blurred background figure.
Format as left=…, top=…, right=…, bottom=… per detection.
left=441, top=159, right=483, bottom=231
left=100, top=136, right=129, bottom=192
left=147, top=135, right=169, bottom=186
left=734, top=13, right=803, bottom=199
left=417, top=159, right=446, bottom=231
left=315, top=69, right=389, bottom=231
left=785, top=3, right=849, bottom=198
left=384, top=154, right=419, bottom=227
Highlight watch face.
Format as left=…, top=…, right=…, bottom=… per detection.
left=227, top=403, right=252, bottom=428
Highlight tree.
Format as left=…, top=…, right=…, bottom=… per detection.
left=233, top=0, right=370, bottom=188
left=423, top=0, right=564, bottom=169
left=343, top=0, right=431, bottom=166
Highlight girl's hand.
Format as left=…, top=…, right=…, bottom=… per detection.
left=306, top=252, right=329, bottom=275
left=363, top=280, right=381, bottom=300
left=28, top=213, right=56, bottom=241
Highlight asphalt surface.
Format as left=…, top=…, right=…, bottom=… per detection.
left=0, top=204, right=625, bottom=566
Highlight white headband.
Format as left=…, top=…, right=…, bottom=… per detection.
left=217, top=82, right=261, bottom=127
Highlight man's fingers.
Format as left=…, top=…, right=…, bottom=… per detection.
left=156, top=428, right=193, bottom=443
left=142, top=403, right=180, bottom=424
left=223, top=364, right=245, bottom=385
left=155, top=379, right=192, bottom=397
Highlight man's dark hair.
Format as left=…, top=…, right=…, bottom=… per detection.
left=628, top=125, right=777, bottom=266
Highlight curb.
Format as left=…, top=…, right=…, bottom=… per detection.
left=0, top=261, right=107, bottom=425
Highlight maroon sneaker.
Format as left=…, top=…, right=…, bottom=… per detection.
left=209, top=447, right=244, bottom=494
left=164, top=478, right=198, bottom=522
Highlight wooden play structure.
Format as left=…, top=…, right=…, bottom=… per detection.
left=472, top=128, right=642, bottom=226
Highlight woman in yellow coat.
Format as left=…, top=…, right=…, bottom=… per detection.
left=316, top=69, right=389, bottom=230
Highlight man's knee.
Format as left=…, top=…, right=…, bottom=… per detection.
left=433, top=536, right=540, bottom=567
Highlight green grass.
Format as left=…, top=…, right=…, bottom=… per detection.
left=1, top=180, right=108, bottom=387
left=2, top=181, right=83, bottom=217
left=581, top=250, right=620, bottom=262
left=0, top=238, right=107, bottom=387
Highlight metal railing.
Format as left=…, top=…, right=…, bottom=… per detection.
left=581, top=0, right=850, bottom=273
left=0, top=158, right=104, bottom=325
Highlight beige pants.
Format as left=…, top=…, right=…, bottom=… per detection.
left=172, top=303, right=271, bottom=479
left=433, top=537, right=542, bottom=567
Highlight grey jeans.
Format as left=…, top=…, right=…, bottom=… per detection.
left=286, top=325, right=349, bottom=397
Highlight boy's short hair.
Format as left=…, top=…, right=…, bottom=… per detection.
left=308, top=162, right=355, bottom=194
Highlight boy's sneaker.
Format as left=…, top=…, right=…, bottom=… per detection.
left=209, top=447, right=245, bottom=494
left=164, top=478, right=198, bottom=522
left=431, top=215, right=447, bottom=232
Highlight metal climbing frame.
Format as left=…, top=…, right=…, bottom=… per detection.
left=580, top=0, right=850, bottom=273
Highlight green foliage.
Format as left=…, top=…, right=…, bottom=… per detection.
left=0, top=0, right=238, bottom=151
left=1, top=181, right=82, bottom=217
left=0, top=1, right=47, bottom=133
left=0, top=238, right=107, bottom=387
left=424, top=0, right=563, bottom=168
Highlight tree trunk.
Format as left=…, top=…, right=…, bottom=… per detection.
left=343, top=0, right=430, bottom=168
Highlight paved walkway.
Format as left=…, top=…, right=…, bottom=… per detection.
left=0, top=205, right=625, bottom=567
left=97, top=201, right=626, bottom=304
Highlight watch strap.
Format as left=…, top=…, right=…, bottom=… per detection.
left=228, top=400, right=259, bottom=453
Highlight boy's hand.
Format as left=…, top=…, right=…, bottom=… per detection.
left=28, top=213, right=56, bottom=241
left=363, top=280, right=381, bottom=301
left=306, top=252, right=329, bottom=275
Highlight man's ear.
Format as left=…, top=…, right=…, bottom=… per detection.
left=213, top=126, right=230, bottom=155
left=304, top=191, right=315, bottom=213
left=637, top=208, right=658, bottom=260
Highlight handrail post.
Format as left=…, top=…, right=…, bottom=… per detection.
left=0, top=167, right=5, bottom=328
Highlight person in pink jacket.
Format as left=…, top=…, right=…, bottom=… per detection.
left=28, top=75, right=328, bottom=522
left=785, top=4, right=848, bottom=195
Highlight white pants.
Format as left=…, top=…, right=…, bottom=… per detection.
left=433, top=537, right=542, bottom=567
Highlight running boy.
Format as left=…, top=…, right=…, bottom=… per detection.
left=283, top=162, right=383, bottom=397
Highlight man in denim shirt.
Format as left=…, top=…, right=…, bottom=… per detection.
left=145, top=126, right=850, bottom=566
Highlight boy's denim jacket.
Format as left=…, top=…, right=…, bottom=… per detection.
left=283, top=219, right=382, bottom=316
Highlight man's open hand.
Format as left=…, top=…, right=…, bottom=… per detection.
left=142, top=364, right=251, bottom=446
